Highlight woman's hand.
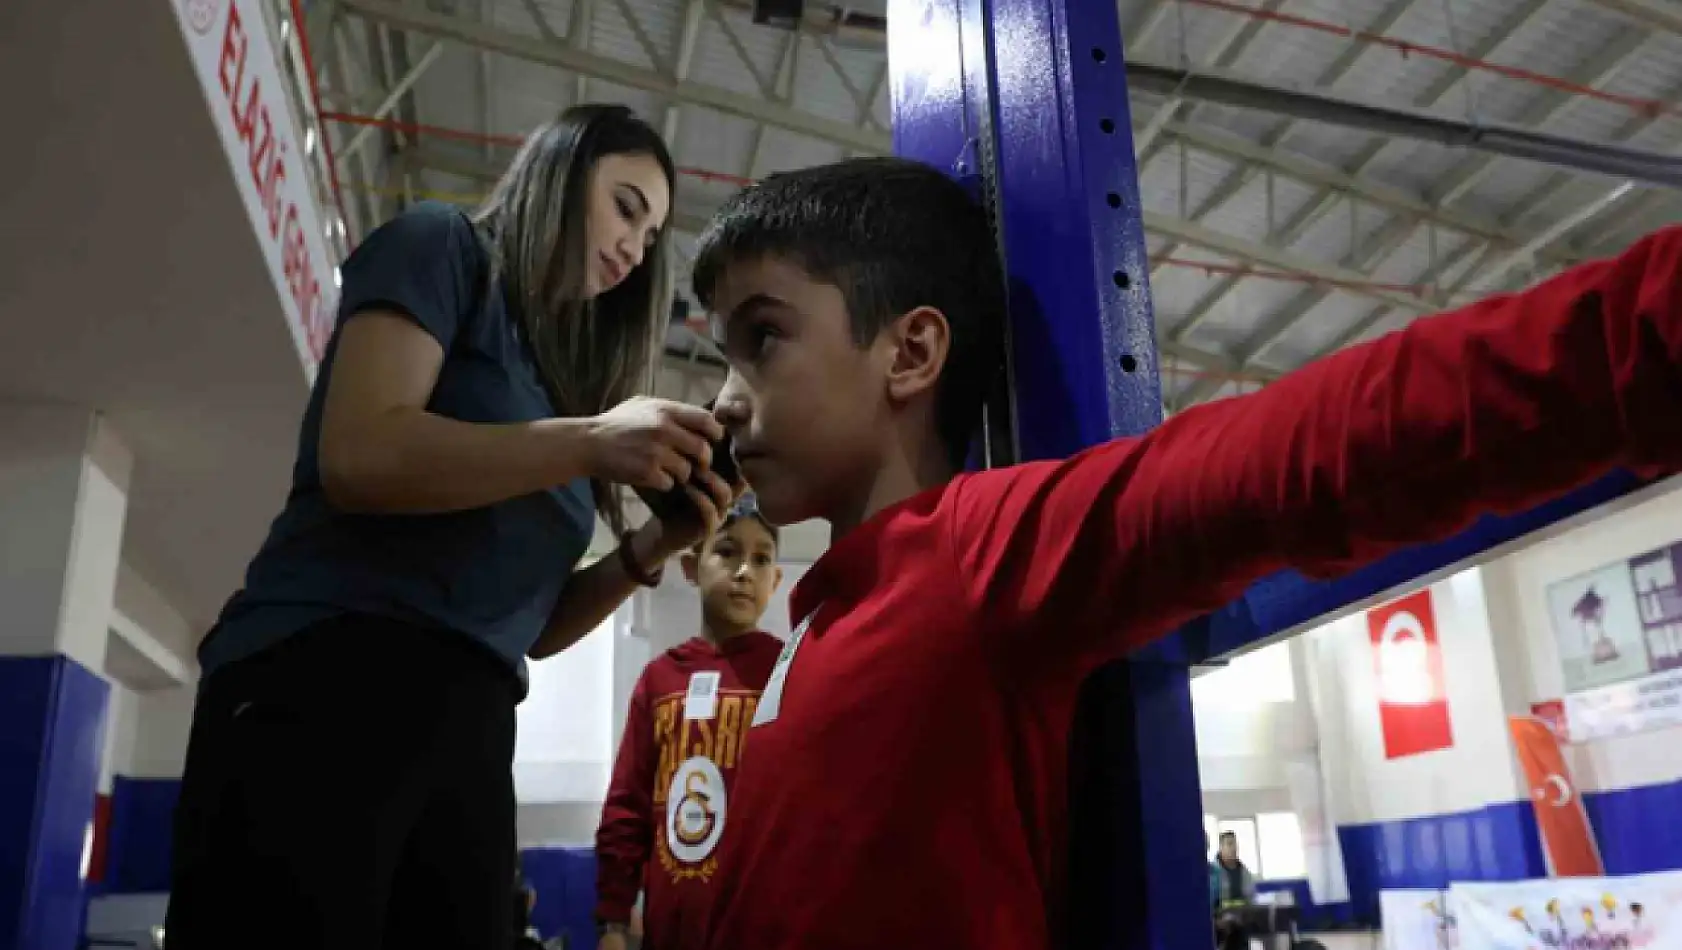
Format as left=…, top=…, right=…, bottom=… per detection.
left=584, top=397, right=725, bottom=491
left=629, top=468, right=742, bottom=565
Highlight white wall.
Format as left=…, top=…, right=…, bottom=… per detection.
left=128, top=687, right=194, bottom=779
left=1304, top=568, right=1524, bottom=826
left=113, top=563, right=196, bottom=664
left=1193, top=641, right=1315, bottom=817
left=516, top=614, right=619, bottom=806
left=0, top=405, right=131, bottom=670
left=1483, top=479, right=1682, bottom=795
left=98, top=682, right=140, bottom=795
left=518, top=802, right=606, bottom=847
left=100, top=560, right=199, bottom=786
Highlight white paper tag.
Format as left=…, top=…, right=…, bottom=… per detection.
left=684, top=671, right=722, bottom=721
left=752, top=613, right=813, bottom=728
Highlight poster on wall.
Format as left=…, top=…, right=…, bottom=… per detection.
left=1543, top=540, right=1682, bottom=742
left=1629, top=545, right=1682, bottom=672
left=1381, top=888, right=1457, bottom=950
left=1562, top=666, right=1682, bottom=744
left=1451, top=872, right=1682, bottom=949
left=1546, top=561, right=1653, bottom=693
left=1369, top=589, right=1455, bottom=760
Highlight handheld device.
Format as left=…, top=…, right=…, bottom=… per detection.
left=633, top=402, right=738, bottom=523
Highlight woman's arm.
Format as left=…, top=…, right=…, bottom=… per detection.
left=319, top=313, right=724, bottom=515
left=530, top=481, right=737, bottom=659
left=319, top=312, right=597, bottom=514
left=319, top=207, right=604, bottom=514
left=527, top=531, right=655, bottom=659
left=949, top=225, right=1682, bottom=669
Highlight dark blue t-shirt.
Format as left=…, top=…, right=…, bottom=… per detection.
left=201, top=202, right=596, bottom=681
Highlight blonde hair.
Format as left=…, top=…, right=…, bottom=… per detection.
left=472, top=104, right=676, bottom=532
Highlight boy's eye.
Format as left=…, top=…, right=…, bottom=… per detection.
left=717, top=315, right=783, bottom=367
left=742, top=323, right=778, bottom=357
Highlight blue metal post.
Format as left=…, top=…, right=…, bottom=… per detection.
left=891, top=1, right=1208, bottom=947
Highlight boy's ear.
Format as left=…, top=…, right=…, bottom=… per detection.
left=773, top=565, right=784, bottom=591
left=680, top=549, right=700, bottom=585
left=882, top=305, right=950, bottom=405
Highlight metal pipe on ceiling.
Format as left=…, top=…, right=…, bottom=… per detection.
left=742, top=0, right=1678, bottom=123
left=1175, top=0, right=1677, bottom=120
left=340, top=139, right=1469, bottom=306
left=701, top=2, right=1682, bottom=188
left=1125, top=62, right=1682, bottom=191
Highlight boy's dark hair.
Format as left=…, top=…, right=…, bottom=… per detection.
left=692, top=157, right=1006, bottom=469
left=693, top=509, right=780, bottom=555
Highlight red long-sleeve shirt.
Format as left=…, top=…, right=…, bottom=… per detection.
left=699, top=228, right=1682, bottom=949
left=594, top=631, right=782, bottom=948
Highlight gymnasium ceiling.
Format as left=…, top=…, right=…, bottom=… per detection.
left=301, top=0, right=1682, bottom=411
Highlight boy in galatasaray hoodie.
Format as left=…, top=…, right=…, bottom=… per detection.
left=593, top=507, right=784, bottom=950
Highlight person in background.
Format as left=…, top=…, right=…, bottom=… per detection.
left=1210, top=831, right=1256, bottom=950
left=585, top=504, right=785, bottom=950
left=165, top=104, right=737, bottom=950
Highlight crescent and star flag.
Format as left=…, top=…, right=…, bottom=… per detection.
left=1510, top=714, right=1604, bottom=878
left=1369, top=589, right=1455, bottom=760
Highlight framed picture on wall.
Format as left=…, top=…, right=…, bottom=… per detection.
left=1546, top=560, right=1654, bottom=693
left=1629, top=543, right=1682, bottom=672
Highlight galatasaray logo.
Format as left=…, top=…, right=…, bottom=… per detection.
left=665, top=756, right=727, bottom=864
left=184, top=0, right=221, bottom=34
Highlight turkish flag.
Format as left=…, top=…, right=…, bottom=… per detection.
left=88, top=792, right=111, bottom=884
left=1368, top=589, right=1454, bottom=759
left=1510, top=715, right=1604, bottom=877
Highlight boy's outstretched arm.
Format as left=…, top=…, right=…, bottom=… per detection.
left=950, top=226, right=1682, bottom=669
left=595, top=675, right=657, bottom=936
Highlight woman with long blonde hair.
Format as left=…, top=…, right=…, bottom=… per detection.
left=166, top=105, right=732, bottom=950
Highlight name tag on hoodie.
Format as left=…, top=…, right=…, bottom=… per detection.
left=684, top=671, right=721, bottom=721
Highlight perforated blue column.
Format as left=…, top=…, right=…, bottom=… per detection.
left=890, top=1, right=1208, bottom=947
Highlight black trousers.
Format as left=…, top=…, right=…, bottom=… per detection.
left=165, top=614, right=519, bottom=950
left=1214, top=916, right=1250, bottom=950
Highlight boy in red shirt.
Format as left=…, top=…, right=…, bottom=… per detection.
left=687, top=157, right=1682, bottom=949
left=593, top=507, right=784, bottom=950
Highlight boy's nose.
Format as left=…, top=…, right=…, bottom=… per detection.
left=714, top=374, right=750, bottom=429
